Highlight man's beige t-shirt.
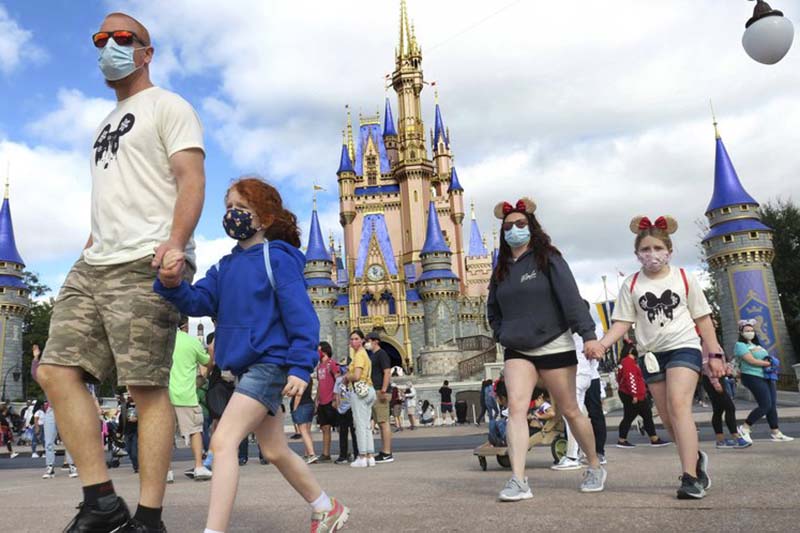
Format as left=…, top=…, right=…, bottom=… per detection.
left=83, top=86, right=204, bottom=266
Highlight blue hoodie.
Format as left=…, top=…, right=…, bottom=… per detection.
left=153, top=240, right=319, bottom=383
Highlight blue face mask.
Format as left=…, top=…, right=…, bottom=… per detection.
left=504, top=226, right=531, bottom=248
left=223, top=208, right=259, bottom=241
left=98, top=38, right=145, bottom=81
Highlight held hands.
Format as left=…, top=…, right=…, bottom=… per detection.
left=152, top=240, right=184, bottom=269
left=158, top=249, right=186, bottom=288
left=583, top=340, right=606, bottom=360
left=282, top=375, right=308, bottom=398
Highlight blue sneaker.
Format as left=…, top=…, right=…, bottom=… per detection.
left=715, top=439, right=736, bottom=449
left=203, top=452, right=213, bottom=470
left=734, top=437, right=752, bottom=449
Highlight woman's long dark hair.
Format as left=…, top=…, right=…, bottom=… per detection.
left=492, top=212, right=560, bottom=283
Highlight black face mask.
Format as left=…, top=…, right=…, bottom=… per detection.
left=222, top=208, right=258, bottom=240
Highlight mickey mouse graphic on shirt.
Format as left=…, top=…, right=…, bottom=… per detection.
left=93, top=113, right=135, bottom=169
left=639, top=290, right=680, bottom=327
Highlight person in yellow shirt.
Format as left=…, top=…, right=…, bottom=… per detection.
left=343, top=330, right=375, bottom=467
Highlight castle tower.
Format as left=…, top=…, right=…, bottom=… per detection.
left=304, top=199, right=338, bottom=345
left=447, top=166, right=466, bottom=290
left=417, top=201, right=459, bottom=349
left=383, top=97, right=399, bottom=169
left=336, top=139, right=357, bottom=272
left=464, top=201, right=492, bottom=298
left=0, top=180, right=30, bottom=401
left=702, top=122, right=796, bottom=376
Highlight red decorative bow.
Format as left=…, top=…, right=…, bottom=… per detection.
left=638, top=216, right=667, bottom=231
left=502, top=199, right=527, bottom=216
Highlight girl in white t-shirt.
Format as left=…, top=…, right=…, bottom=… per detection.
left=589, top=216, right=725, bottom=500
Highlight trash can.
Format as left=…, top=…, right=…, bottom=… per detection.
left=455, top=400, right=468, bottom=424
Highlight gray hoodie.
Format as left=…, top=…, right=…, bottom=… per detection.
left=487, top=250, right=597, bottom=351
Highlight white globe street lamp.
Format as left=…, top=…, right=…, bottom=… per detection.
left=742, top=0, right=794, bottom=64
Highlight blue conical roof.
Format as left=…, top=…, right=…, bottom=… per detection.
left=468, top=218, right=488, bottom=257
left=706, top=135, right=758, bottom=214
left=421, top=201, right=451, bottom=255
left=305, top=209, right=331, bottom=262
left=448, top=167, right=463, bottom=192
left=383, top=98, right=397, bottom=137
left=0, top=196, right=24, bottom=266
left=433, top=103, right=448, bottom=150
left=337, top=143, right=354, bottom=174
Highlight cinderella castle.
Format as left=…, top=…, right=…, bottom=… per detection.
left=301, top=1, right=496, bottom=379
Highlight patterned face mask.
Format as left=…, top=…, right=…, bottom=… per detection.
left=222, top=208, right=258, bottom=240
left=636, top=249, right=671, bottom=273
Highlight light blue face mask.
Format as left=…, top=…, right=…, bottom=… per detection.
left=504, top=226, right=531, bottom=248
left=98, top=38, right=145, bottom=81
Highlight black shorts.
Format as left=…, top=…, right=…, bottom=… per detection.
left=316, top=402, right=338, bottom=427
left=504, top=348, right=578, bottom=370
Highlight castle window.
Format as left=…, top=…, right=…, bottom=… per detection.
left=721, top=207, right=732, bottom=214
left=413, top=191, right=418, bottom=203
left=18, top=290, right=24, bottom=296
left=749, top=232, right=759, bottom=239
left=741, top=205, right=750, bottom=211
left=0, top=262, right=5, bottom=268
left=723, top=235, right=734, bottom=243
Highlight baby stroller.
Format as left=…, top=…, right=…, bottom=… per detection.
left=473, top=415, right=567, bottom=471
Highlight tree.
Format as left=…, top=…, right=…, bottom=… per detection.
left=759, top=199, right=800, bottom=356
left=21, top=271, right=52, bottom=399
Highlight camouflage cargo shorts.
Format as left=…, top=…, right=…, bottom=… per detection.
left=41, top=255, right=194, bottom=387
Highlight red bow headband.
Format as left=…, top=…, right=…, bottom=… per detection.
left=493, top=197, right=536, bottom=219
left=638, top=216, right=668, bottom=231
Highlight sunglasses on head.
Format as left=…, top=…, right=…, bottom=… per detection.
left=502, top=219, right=529, bottom=231
left=92, top=30, right=147, bottom=48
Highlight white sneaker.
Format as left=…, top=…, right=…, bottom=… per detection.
left=68, top=465, right=78, bottom=478
left=350, top=457, right=368, bottom=468
left=31, top=453, right=40, bottom=458
left=166, top=469, right=174, bottom=483
left=551, top=456, right=583, bottom=471
left=367, top=457, right=376, bottom=467
left=738, top=425, right=753, bottom=444
left=770, top=431, right=794, bottom=442
left=193, top=465, right=213, bottom=481
left=10, top=452, right=19, bottom=459
left=42, top=466, right=55, bottom=479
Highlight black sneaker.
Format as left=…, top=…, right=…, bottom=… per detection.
left=64, top=498, right=130, bottom=532
left=649, top=438, right=671, bottom=447
left=676, top=473, right=705, bottom=499
left=289, top=433, right=302, bottom=440
left=615, top=440, right=636, bottom=449
left=318, top=455, right=332, bottom=463
left=334, top=457, right=349, bottom=465
left=374, top=452, right=394, bottom=464
left=118, top=518, right=167, bottom=532
left=696, top=450, right=711, bottom=490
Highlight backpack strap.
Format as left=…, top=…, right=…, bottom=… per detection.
left=679, top=267, right=689, bottom=298
left=629, top=272, right=640, bottom=293
left=262, top=241, right=276, bottom=290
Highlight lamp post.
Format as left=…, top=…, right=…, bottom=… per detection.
left=1, top=365, right=22, bottom=402
left=742, top=0, right=794, bottom=64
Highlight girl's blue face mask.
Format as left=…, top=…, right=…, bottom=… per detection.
left=98, top=38, right=145, bottom=81
left=504, top=226, right=531, bottom=248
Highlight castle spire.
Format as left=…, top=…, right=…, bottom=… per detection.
left=0, top=175, right=24, bottom=266
left=705, top=121, right=758, bottom=214
left=421, top=202, right=451, bottom=255
left=337, top=143, right=354, bottom=175
left=467, top=206, right=489, bottom=258
left=433, top=101, right=449, bottom=151
left=346, top=105, right=355, bottom=163
left=447, top=167, right=463, bottom=193
left=383, top=97, right=397, bottom=137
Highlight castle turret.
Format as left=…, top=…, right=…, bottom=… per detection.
left=464, top=201, right=492, bottom=298
left=305, top=201, right=338, bottom=345
left=383, top=97, right=399, bottom=169
left=0, top=180, right=30, bottom=401
left=702, top=121, right=796, bottom=376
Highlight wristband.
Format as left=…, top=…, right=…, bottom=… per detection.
left=709, top=352, right=725, bottom=359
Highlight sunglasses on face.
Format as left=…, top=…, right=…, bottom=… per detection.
left=92, top=30, right=147, bottom=48
left=502, top=219, right=529, bottom=231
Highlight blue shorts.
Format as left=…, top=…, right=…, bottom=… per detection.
left=441, top=403, right=453, bottom=413
left=639, top=348, right=702, bottom=384
left=235, top=363, right=287, bottom=416
left=291, top=402, right=315, bottom=425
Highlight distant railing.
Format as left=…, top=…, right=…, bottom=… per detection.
left=458, top=346, right=497, bottom=380
left=456, top=335, right=495, bottom=352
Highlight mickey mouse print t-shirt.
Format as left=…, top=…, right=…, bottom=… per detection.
left=612, top=266, right=711, bottom=353
left=83, top=87, right=204, bottom=266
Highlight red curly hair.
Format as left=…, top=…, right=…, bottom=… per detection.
left=226, top=177, right=301, bottom=247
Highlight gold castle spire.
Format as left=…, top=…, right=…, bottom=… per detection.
left=710, top=99, right=720, bottom=140
left=4, top=162, right=9, bottom=199
left=470, top=200, right=476, bottom=220
left=346, top=105, right=355, bottom=163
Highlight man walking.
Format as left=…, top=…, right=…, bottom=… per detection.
left=367, top=332, right=394, bottom=463
left=315, top=342, right=339, bottom=462
left=37, top=11, right=205, bottom=533
left=170, top=321, right=213, bottom=481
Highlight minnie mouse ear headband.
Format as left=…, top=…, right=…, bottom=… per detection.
left=738, top=319, right=757, bottom=330
left=629, top=215, right=679, bottom=235
left=494, top=197, right=536, bottom=220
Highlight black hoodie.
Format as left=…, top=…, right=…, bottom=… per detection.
left=487, top=250, right=596, bottom=352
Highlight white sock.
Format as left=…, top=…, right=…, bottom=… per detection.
left=310, top=491, right=333, bottom=513
left=204, top=529, right=224, bottom=533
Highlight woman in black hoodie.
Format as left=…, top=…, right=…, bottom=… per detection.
left=487, top=198, right=607, bottom=500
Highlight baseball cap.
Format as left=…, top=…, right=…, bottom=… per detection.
left=366, top=331, right=381, bottom=340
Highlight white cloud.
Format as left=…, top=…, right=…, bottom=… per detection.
left=0, top=5, right=44, bottom=73
left=28, top=89, right=115, bottom=149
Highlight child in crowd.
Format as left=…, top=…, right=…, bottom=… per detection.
left=590, top=215, right=725, bottom=500
left=155, top=177, right=348, bottom=532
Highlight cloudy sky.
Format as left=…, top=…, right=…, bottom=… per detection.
left=2, top=0, right=799, bottom=303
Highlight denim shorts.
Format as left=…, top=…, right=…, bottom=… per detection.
left=235, top=363, right=287, bottom=416
left=639, top=347, right=702, bottom=384
left=291, top=402, right=315, bottom=425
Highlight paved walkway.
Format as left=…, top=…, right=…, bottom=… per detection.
left=1, top=438, right=798, bottom=532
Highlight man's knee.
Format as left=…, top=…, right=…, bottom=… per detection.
left=37, top=364, right=81, bottom=392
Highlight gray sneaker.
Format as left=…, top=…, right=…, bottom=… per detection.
left=696, top=450, right=710, bottom=490
left=498, top=476, right=533, bottom=501
left=580, top=467, right=607, bottom=492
